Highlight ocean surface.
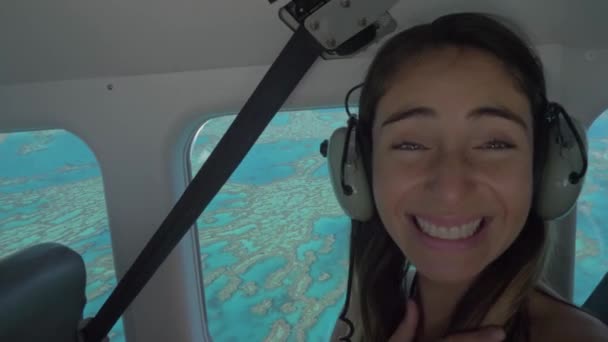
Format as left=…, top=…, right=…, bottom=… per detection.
left=0, top=108, right=606, bottom=341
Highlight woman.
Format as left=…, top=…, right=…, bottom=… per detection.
left=331, top=12, right=608, bottom=341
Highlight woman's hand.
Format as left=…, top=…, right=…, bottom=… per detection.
left=388, top=299, right=506, bottom=342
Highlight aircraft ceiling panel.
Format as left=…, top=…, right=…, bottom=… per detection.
left=0, top=0, right=606, bottom=85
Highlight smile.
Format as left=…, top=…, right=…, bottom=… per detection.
left=414, top=216, right=484, bottom=240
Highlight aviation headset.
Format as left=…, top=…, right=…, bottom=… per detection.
left=323, top=83, right=589, bottom=223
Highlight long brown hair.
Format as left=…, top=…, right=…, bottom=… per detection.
left=349, top=13, right=552, bottom=341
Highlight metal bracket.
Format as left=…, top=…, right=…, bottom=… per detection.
left=278, top=0, right=398, bottom=58
left=304, top=0, right=398, bottom=49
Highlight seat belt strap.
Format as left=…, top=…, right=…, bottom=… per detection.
left=81, top=25, right=323, bottom=342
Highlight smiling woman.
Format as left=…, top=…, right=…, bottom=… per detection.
left=372, top=46, right=535, bottom=286
left=329, top=12, right=607, bottom=342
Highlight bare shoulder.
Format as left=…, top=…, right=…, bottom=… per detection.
left=530, top=287, right=608, bottom=341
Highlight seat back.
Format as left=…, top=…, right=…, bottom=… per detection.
left=584, top=272, right=608, bottom=325
left=0, top=243, right=86, bottom=342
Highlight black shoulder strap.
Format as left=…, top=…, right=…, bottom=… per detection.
left=80, top=25, right=323, bottom=342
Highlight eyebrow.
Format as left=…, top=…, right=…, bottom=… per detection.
left=380, top=106, right=529, bottom=132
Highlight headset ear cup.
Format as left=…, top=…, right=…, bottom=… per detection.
left=326, top=127, right=374, bottom=221
left=535, top=116, right=588, bottom=220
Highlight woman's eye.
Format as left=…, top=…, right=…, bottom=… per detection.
left=478, top=139, right=515, bottom=150
left=392, top=142, right=428, bottom=151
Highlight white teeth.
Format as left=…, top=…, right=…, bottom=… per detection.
left=415, top=217, right=482, bottom=240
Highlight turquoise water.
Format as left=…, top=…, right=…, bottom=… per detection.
left=194, top=110, right=351, bottom=340
left=0, top=109, right=607, bottom=341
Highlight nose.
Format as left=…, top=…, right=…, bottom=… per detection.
left=426, top=150, right=474, bottom=203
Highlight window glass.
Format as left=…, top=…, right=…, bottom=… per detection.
left=191, top=109, right=351, bottom=341
left=574, top=110, right=608, bottom=305
left=0, top=130, right=124, bottom=341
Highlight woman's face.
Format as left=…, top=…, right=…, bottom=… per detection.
left=371, top=46, right=534, bottom=283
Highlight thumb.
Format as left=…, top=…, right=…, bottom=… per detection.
left=388, top=299, right=419, bottom=342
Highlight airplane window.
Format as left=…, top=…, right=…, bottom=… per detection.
left=190, top=109, right=350, bottom=341
left=574, top=110, right=608, bottom=305
left=0, top=130, right=124, bottom=342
